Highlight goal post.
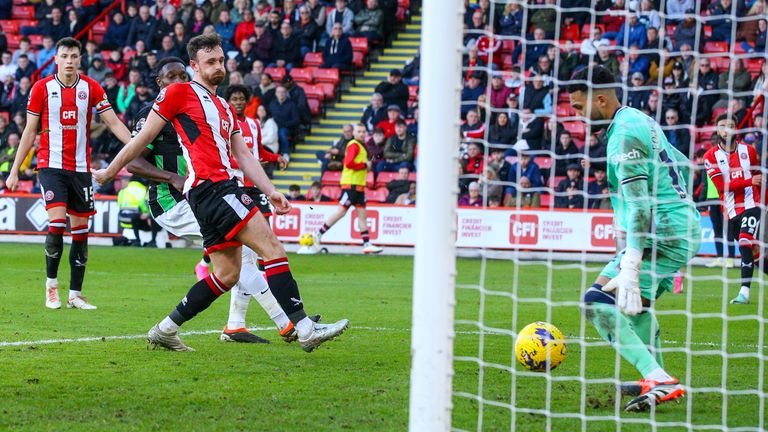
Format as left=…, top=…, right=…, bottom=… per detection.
left=408, top=0, right=463, bottom=430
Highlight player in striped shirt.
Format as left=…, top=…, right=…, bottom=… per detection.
left=6, top=37, right=132, bottom=310
left=703, top=114, right=763, bottom=304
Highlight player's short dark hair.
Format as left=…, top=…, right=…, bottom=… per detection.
left=225, top=84, right=251, bottom=101
left=156, top=56, right=185, bottom=72
left=55, top=37, right=82, bottom=54
left=566, top=66, right=615, bottom=94
left=716, top=113, right=735, bottom=124
left=187, top=33, right=222, bottom=61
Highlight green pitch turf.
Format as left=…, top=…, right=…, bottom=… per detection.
left=0, top=243, right=765, bottom=431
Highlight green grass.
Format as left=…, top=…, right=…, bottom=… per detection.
left=0, top=244, right=765, bottom=431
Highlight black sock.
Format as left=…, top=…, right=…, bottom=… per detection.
left=263, top=257, right=307, bottom=324
left=45, top=219, right=66, bottom=279
left=168, top=274, right=230, bottom=326
left=361, top=230, right=370, bottom=244
left=319, top=223, right=330, bottom=234
left=739, top=244, right=754, bottom=287
left=69, top=225, right=89, bottom=291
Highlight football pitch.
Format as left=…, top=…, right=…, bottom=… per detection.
left=1, top=243, right=765, bottom=431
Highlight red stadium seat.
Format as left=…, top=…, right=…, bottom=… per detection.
left=408, top=172, right=417, bottom=182
left=408, top=85, right=418, bottom=103
left=539, top=193, right=552, bottom=208
left=501, top=54, right=513, bottom=70
left=308, top=98, right=322, bottom=117
left=92, top=20, right=108, bottom=35
left=321, top=186, right=342, bottom=200
left=0, top=20, right=18, bottom=34
left=12, top=5, right=35, bottom=20
left=548, top=176, right=566, bottom=190
left=321, top=171, right=342, bottom=186
left=703, top=25, right=713, bottom=39
left=563, top=121, right=585, bottom=140
left=500, top=39, right=516, bottom=55
left=398, top=0, right=410, bottom=8
left=313, top=67, right=339, bottom=85
left=289, top=67, right=313, bottom=84
left=317, top=82, right=337, bottom=101
left=365, top=187, right=388, bottom=203
left=349, top=37, right=369, bottom=55
left=352, top=51, right=365, bottom=69
left=535, top=156, right=553, bottom=169
left=703, top=41, right=728, bottom=53
left=303, top=52, right=323, bottom=68
left=556, top=104, right=573, bottom=118
left=710, top=56, right=730, bottom=73
left=5, top=34, right=22, bottom=50
left=375, top=171, right=399, bottom=188
left=561, top=24, right=580, bottom=42
left=366, top=172, right=374, bottom=189
left=299, top=83, right=325, bottom=102
left=264, top=67, right=286, bottom=82
left=28, top=34, right=43, bottom=47
left=16, top=19, right=38, bottom=28
left=580, top=24, right=605, bottom=40
left=746, top=58, right=765, bottom=74
left=15, top=180, right=34, bottom=193
left=711, top=106, right=728, bottom=123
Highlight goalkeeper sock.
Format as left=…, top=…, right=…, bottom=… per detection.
left=585, top=302, right=662, bottom=378
left=239, top=260, right=290, bottom=329
left=627, top=311, right=664, bottom=368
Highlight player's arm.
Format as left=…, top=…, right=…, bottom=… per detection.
left=231, top=131, right=291, bottom=214
left=5, top=112, right=40, bottom=191
left=127, top=149, right=186, bottom=192
left=706, top=157, right=755, bottom=194
left=93, top=110, right=167, bottom=185
left=99, top=108, right=133, bottom=145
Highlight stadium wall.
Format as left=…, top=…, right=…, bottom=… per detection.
left=0, top=193, right=727, bottom=256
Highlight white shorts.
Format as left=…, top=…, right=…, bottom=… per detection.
left=152, top=200, right=202, bottom=239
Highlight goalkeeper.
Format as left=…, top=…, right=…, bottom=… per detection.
left=570, top=67, right=701, bottom=412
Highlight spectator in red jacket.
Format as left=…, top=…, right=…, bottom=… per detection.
left=375, top=105, right=402, bottom=138
left=234, top=9, right=255, bottom=48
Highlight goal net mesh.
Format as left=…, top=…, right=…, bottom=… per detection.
left=451, top=0, right=767, bottom=430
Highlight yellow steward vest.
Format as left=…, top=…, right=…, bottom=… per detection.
left=340, top=139, right=367, bottom=187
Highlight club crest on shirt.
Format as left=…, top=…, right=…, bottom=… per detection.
left=741, top=152, right=748, bottom=160
left=241, top=194, right=253, bottom=206
left=45, top=190, right=55, bottom=201
left=221, top=120, right=230, bottom=133
left=156, top=88, right=166, bottom=103
left=78, top=91, right=87, bottom=100
left=704, top=159, right=711, bottom=169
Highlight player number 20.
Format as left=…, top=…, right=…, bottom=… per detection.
left=741, top=216, right=758, bottom=230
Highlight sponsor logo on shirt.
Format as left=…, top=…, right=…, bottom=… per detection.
left=611, top=148, right=641, bottom=163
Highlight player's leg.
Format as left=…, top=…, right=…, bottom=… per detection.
left=65, top=172, right=97, bottom=309
left=732, top=209, right=760, bottom=304
left=357, top=205, right=382, bottom=254
left=150, top=246, right=242, bottom=351
left=153, top=200, right=210, bottom=280
left=39, top=168, right=68, bottom=309
left=235, top=215, right=348, bottom=352
left=221, top=245, right=274, bottom=343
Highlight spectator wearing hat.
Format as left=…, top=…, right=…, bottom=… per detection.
left=503, top=92, right=520, bottom=125
left=251, top=20, right=274, bottom=64
left=503, top=152, right=544, bottom=207
left=376, top=105, right=402, bottom=138
left=555, top=164, right=585, bottom=209
left=377, top=119, right=416, bottom=175
left=587, top=168, right=611, bottom=209
left=461, top=71, right=484, bottom=116
left=375, top=69, right=409, bottom=113
left=670, top=60, right=689, bottom=87
left=268, top=85, right=300, bottom=158
left=270, top=21, right=302, bottom=70
left=663, top=108, right=692, bottom=157
left=627, top=71, right=650, bottom=109
left=660, top=76, right=690, bottom=123
left=322, top=22, right=353, bottom=69
left=287, top=184, right=306, bottom=201
left=361, top=93, right=387, bottom=132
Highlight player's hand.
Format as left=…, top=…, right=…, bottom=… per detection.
left=92, top=168, right=114, bottom=186
left=170, top=174, right=185, bottom=192
left=752, top=174, right=762, bottom=186
left=276, top=156, right=288, bottom=170
left=366, top=161, right=373, bottom=170
left=602, top=248, right=644, bottom=316
left=5, top=171, right=18, bottom=192
left=269, top=191, right=291, bottom=215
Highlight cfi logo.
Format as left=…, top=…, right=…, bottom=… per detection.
left=78, top=90, right=87, bottom=100
left=44, top=190, right=55, bottom=201
left=241, top=194, right=253, bottom=206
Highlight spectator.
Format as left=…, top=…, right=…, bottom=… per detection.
left=268, top=85, right=300, bottom=158
left=406, top=107, right=419, bottom=137
left=715, top=59, right=752, bottom=109
left=325, top=0, right=355, bottom=40
left=266, top=10, right=282, bottom=37
left=286, top=184, right=306, bottom=201
left=580, top=26, right=609, bottom=58
left=461, top=109, right=485, bottom=140
left=155, top=6, right=179, bottom=46
left=255, top=72, right=276, bottom=108
left=322, top=23, right=353, bottom=70
left=305, top=0, right=327, bottom=30
left=385, top=166, right=412, bottom=203
left=12, top=38, right=35, bottom=64
left=754, top=61, right=768, bottom=98
left=458, top=181, right=483, bottom=207
left=377, top=119, right=416, bottom=174
left=670, top=61, right=689, bottom=87
left=172, top=23, right=191, bottom=62
left=317, top=123, right=353, bottom=173
left=295, top=6, right=320, bottom=57
left=708, top=0, right=738, bottom=42
left=256, top=104, right=279, bottom=154
left=282, top=74, right=311, bottom=125
left=660, top=76, right=689, bottom=123
left=375, top=69, right=409, bottom=113
left=36, top=36, right=56, bottom=78
left=613, top=14, right=648, bottom=49
left=595, top=41, right=620, bottom=77
left=395, top=181, right=416, bottom=205
left=352, top=0, right=383, bottom=45
left=587, top=168, right=611, bottom=209
left=503, top=152, right=544, bottom=205
left=476, top=94, right=488, bottom=124
left=361, top=93, right=387, bottom=132
left=14, top=55, right=34, bottom=82
left=117, top=68, right=142, bottom=114
left=553, top=131, right=582, bottom=176
left=244, top=60, right=264, bottom=90
left=463, top=45, right=487, bottom=82
left=637, top=0, right=661, bottom=30
left=271, top=21, right=302, bottom=70
left=642, top=89, right=661, bottom=120
left=102, top=72, right=120, bottom=111
left=512, top=27, right=551, bottom=71
left=554, top=42, right=581, bottom=82
left=693, top=58, right=719, bottom=126
left=554, top=164, right=585, bottom=209
left=10, top=77, right=31, bottom=116
left=203, top=0, right=228, bottom=26
left=251, top=20, right=274, bottom=64
left=601, top=0, right=627, bottom=34
left=673, top=12, right=698, bottom=50
left=529, top=0, right=557, bottom=36
left=503, top=93, right=520, bottom=126
left=215, top=10, right=236, bottom=52
left=489, top=112, right=516, bottom=145
left=627, top=72, right=650, bottom=109
left=305, top=181, right=332, bottom=202
left=234, top=9, right=255, bottom=48
left=531, top=54, right=555, bottom=85
left=627, top=45, right=650, bottom=80
left=402, top=51, right=420, bottom=85
left=0, top=53, right=16, bottom=85
left=375, top=105, right=401, bottom=138
left=105, top=49, right=127, bottom=82
left=518, top=109, right=545, bottom=150
left=463, top=10, right=485, bottom=47
left=663, top=108, right=692, bottom=157
left=520, top=74, right=552, bottom=115
left=511, top=176, right=542, bottom=208
left=188, top=7, right=210, bottom=37
left=667, top=0, right=695, bottom=22
left=497, top=1, right=524, bottom=36
left=87, top=56, right=112, bottom=84
left=127, top=5, right=158, bottom=48
left=26, top=7, right=70, bottom=41
left=365, top=127, right=387, bottom=165
left=0, top=133, right=20, bottom=178
left=34, top=0, right=59, bottom=21
left=754, top=18, right=767, bottom=52
left=461, top=142, right=484, bottom=189
left=460, top=71, right=484, bottom=116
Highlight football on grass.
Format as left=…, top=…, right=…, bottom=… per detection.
left=299, top=233, right=314, bottom=246
left=515, top=321, right=567, bottom=372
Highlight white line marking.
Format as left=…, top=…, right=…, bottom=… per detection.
left=1, top=326, right=766, bottom=351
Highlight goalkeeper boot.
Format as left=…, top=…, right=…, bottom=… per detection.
left=67, top=295, right=97, bottom=310
left=624, top=378, right=685, bottom=412
left=279, top=314, right=321, bottom=343
left=147, top=324, right=195, bottom=352
left=730, top=293, right=750, bottom=304
left=362, top=244, right=384, bottom=254
left=220, top=327, right=270, bottom=343
left=45, top=285, right=61, bottom=309
left=298, top=318, right=349, bottom=352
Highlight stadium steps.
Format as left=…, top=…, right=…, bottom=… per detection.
left=274, top=17, right=422, bottom=191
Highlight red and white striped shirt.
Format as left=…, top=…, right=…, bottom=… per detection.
left=704, top=143, right=761, bottom=219
left=152, top=81, right=240, bottom=193
left=27, top=74, right=112, bottom=172
left=231, top=116, right=280, bottom=187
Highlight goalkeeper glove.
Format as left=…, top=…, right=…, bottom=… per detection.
left=602, top=248, right=644, bottom=316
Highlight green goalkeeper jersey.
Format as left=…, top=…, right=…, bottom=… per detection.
left=605, top=106, right=699, bottom=251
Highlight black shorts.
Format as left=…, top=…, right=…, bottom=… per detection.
left=339, top=186, right=366, bottom=208
left=242, top=186, right=272, bottom=218
left=38, top=168, right=95, bottom=217
left=728, top=207, right=762, bottom=244
left=187, top=179, right=260, bottom=253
